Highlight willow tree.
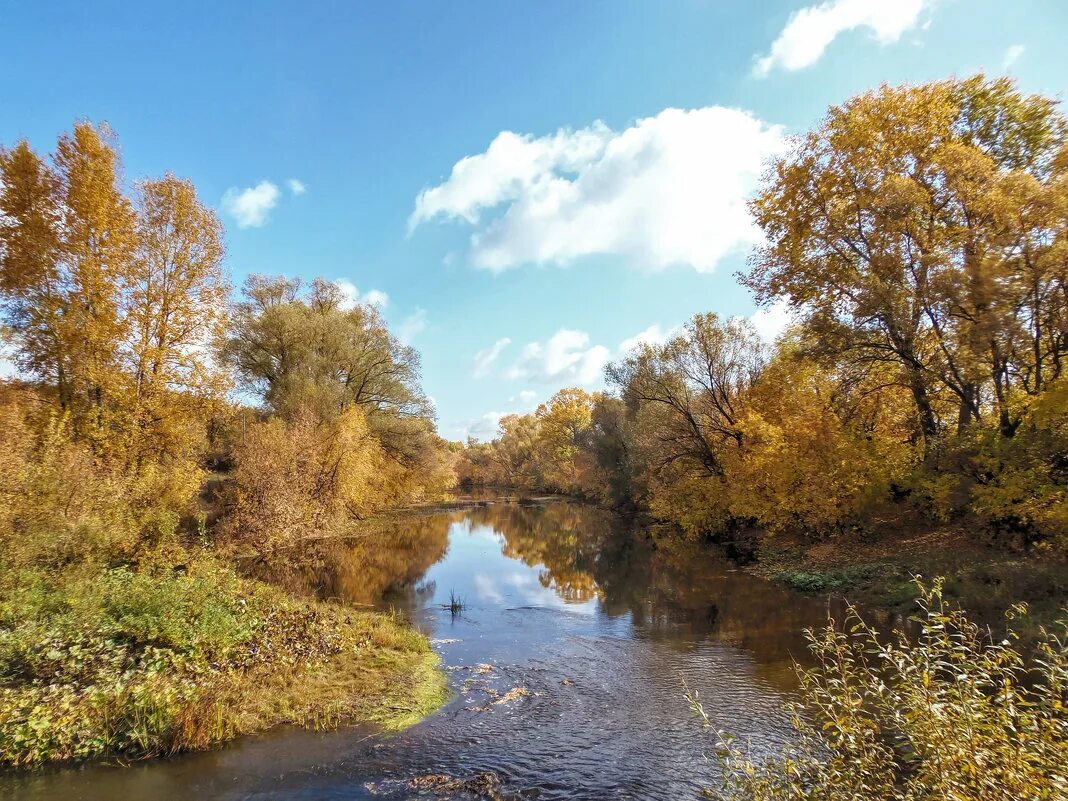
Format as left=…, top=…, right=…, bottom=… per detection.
left=744, top=76, right=1068, bottom=448
left=606, top=313, right=765, bottom=535
left=607, top=312, right=765, bottom=479
left=221, top=275, right=429, bottom=423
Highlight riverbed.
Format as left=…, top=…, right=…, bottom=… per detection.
left=5, top=499, right=860, bottom=800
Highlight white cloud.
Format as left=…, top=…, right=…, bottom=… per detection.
left=458, top=410, right=509, bottom=440
left=749, top=299, right=795, bottom=343
left=0, top=340, right=21, bottom=380
left=473, top=337, right=512, bottom=378
left=754, top=0, right=929, bottom=76
left=398, top=308, right=428, bottom=344
left=618, top=324, right=674, bottom=354
left=363, top=289, right=389, bottom=308
left=287, top=178, right=307, bottom=196
left=1002, top=44, right=1025, bottom=70
left=221, top=180, right=281, bottom=228
left=507, top=329, right=611, bottom=385
left=335, top=279, right=389, bottom=310
left=410, top=106, right=787, bottom=273
left=509, top=389, right=539, bottom=407
left=474, top=574, right=504, bottom=603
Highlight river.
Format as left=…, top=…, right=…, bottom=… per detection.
left=4, top=498, right=868, bottom=800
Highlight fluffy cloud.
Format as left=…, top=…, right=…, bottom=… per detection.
left=1002, top=44, right=1025, bottom=70
left=509, top=389, right=539, bottom=407
left=748, top=299, right=795, bottom=342
left=754, top=0, right=929, bottom=76
left=618, top=324, right=675, bottom=355
left=499, top=323, right=679, bottom=386
left=363, top=289, right=389, bottom=308
left=457, top=411, right=509, bottom=441
left=398, top=308, right=428, bottom=344
left=473, top=337, right=512, bottom=378
left=507, top=329, right=611, bottom=385
left=410, top=106, right=787, bottom=272
left=335, top=279, right=389, bottom=310
left=221, top=181, right=281, bottom=228
left=287, top=178, right=307, bottom=195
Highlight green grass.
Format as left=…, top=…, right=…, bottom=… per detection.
left=0, top=554, right=447, bottom=768
left=772, top=551, right=1068, bottom=640
left=775, top=563, right=894, bottom=594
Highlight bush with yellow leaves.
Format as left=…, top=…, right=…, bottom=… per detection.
left=691, top=579, right=1068, bottom=801
left=0, top=390, right=201, bottom=567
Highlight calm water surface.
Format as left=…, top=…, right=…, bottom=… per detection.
left=5, top=500, right=864, bottom=800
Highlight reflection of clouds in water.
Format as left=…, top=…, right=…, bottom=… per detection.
left=450, top=520, right=474, bottom=537
left=504, top=571, right=598, bottom=613
left=474, top=574, right=504, bottom=603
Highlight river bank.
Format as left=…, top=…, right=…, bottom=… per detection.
left=732, top=521, right=1068, bottom=636
left=0, top=553, right=448, bottom=770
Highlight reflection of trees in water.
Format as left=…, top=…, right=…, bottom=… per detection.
left=249, top=501, right=892, bottom=683
left=470, top=503, right=614, bottom=604
left=248, top=512, right=453, bottom=606
left=481, top=503, right=837, bottom=667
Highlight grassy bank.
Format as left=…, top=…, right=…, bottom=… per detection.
left=0, top=553, right=447, bottom=769
left=744, top=523, right=1068, bottom=635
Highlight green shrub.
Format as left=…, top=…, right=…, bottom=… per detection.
left=775, top=564, right=889, bottom=594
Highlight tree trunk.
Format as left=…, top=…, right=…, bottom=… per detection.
left=909, top=369, right=939, bottom=455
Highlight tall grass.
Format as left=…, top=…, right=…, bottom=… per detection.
left=690, top=579, right=1068, bottom=801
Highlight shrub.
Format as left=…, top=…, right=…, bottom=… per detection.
left=692, top=579, right=1068, bottom=801
left=222, top=407, right=388, bottom=552
left=224, top=406, right=457, bottom=553
left=969, top=380, right=1068, bottom=549
left=0, top=394, right=201, bottom=567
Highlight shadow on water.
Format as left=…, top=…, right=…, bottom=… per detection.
left=3, top=500, right=893, bottom=801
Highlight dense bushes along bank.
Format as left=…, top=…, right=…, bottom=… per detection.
left=0, top=382, right=449, bottom=769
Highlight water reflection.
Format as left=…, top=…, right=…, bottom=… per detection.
left=256, top=499, right=835, bottom=690
left=246, top=511, right=454, bottom=605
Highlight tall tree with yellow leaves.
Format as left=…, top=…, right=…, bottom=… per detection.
left=744, top=76, right=1067, bottom=448
left=53, top=123, right=137, bottom=425
left=1, top=123, right=136, bottom=434
left=0, top=142, right=65, bottom=398
left=125, top=174, right=229, bottom=459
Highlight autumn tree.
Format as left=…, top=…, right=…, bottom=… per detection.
left=584, top=394, right=641, bottom=507
left=220, top=275, right=429, bottom=424
left=745, top=76, right=1068, bottom=449
left=491, top=413, right=543, bottom=487
left=124, top=174, right=230, bottom=459
left=218, top=274, right=454, bottom=520
left=726, top=340, right=913, bottom=534
left=608, top=313, right=764, bottom=478
left=0, top=123, right=136, bottom=427
left=535, top=388, right=595, bottom=493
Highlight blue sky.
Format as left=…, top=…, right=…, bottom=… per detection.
left=2, top=0, right=1066, bottom=439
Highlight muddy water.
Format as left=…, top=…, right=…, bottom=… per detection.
left=5, top=500, right=867, bottom=800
